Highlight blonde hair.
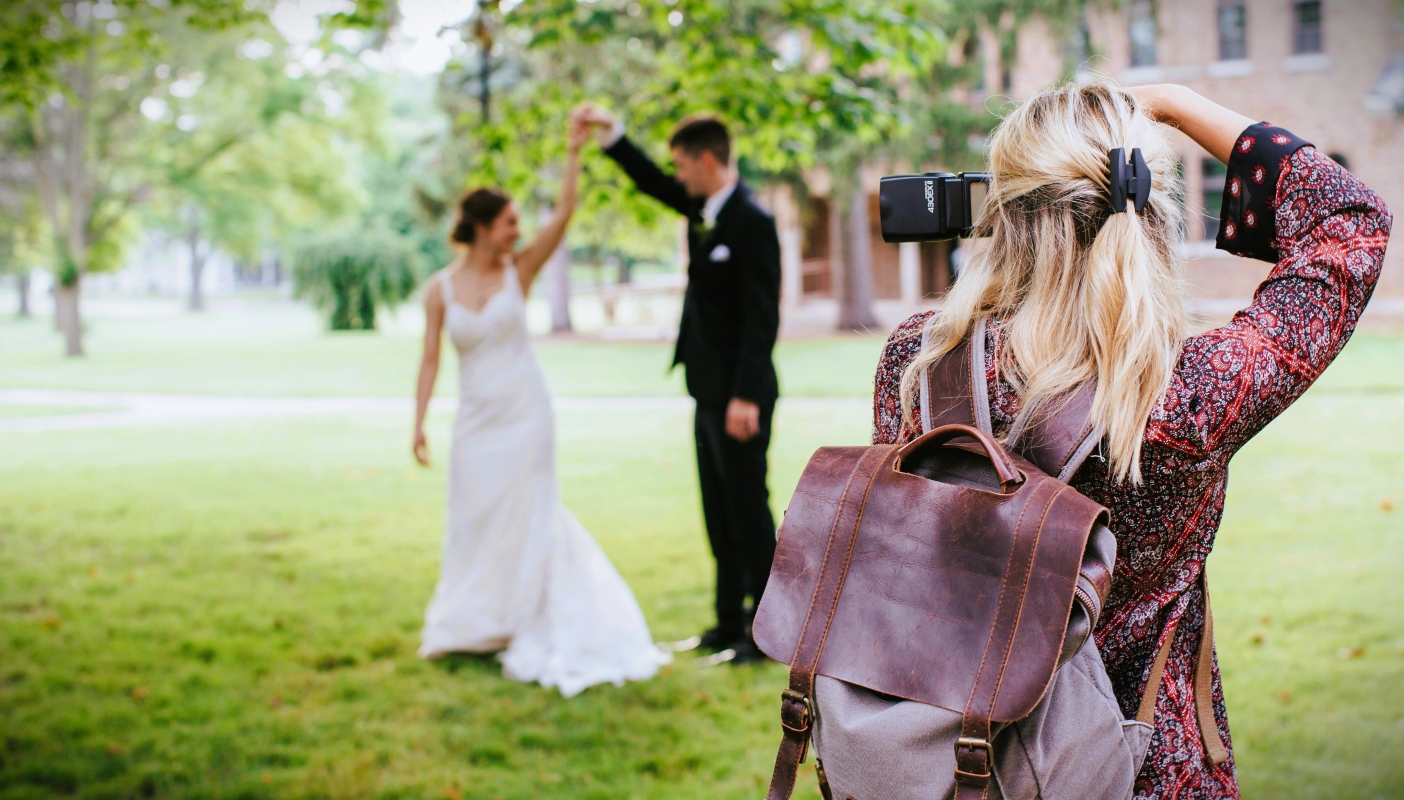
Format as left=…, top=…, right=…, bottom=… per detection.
left=900, top=80, right=1187, bottom=484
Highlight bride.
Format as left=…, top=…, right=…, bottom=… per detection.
left=411, top=117, right=669, bottom=696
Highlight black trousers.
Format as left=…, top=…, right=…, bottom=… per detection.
left=693, top=402, right=777, bottom=637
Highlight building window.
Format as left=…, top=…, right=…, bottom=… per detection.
left=964, top=36, right=985, bottom=92
left=1218, top=2, right=1248, bottom=61
left=1202, top=158, right=1227, bottom=240
left=1067, top=15, right=1091, bottom=75
left=1293, top=1, right=1323, bottom=54
left=1001, top=64, right=1012, bottom=93
left=1129, top=0, right=1158, bottom=67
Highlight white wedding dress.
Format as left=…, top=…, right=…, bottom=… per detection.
left=418, top=267, right=669, bottom=696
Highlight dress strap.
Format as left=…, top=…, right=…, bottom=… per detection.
left=436, top=271, right=456, bottom=306
left=505, top=262, right=522, bottom=298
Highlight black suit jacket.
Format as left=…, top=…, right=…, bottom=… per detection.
left=604, top=135, right=781, bottom=408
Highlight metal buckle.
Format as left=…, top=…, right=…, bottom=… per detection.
left=780, top=689, right=812, bottom=733
left=954, top=736, right=993, bottom=779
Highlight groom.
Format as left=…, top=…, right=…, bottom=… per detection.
left=575, top=103, right=780, bottom=664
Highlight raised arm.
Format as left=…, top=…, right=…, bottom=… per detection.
left=575, top=102, right=692, bottom=216
left=412, top=279, right=446, bottom=466
left=514, top=119, right=587, bottom=290
left=1133, top=87, right=1392, bottom=461
left=1127, top=84, right=1254, bottom=164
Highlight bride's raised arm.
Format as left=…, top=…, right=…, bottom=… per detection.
left=514, top=117, right=589, bottom=289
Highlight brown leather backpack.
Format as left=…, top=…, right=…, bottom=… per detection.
left=753, top=319, right=1225, bottom=800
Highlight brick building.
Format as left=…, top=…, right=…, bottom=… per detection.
left=777, top=0, right=1404, bottom=329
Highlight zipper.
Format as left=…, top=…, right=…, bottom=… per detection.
left=1073, top=583, right=1099, bottom=628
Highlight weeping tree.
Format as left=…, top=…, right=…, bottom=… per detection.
left=292, top=232, right=419, bottom=331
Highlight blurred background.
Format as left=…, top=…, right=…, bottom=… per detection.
left=5, top=0, right=1403, bottom=345
left=1, top=1, right=1400, bottom=799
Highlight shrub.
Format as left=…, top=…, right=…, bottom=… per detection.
left=291, top=232, right=420, bottom=330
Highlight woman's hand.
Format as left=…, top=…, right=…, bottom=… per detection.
left=567, top=112, right=592, bottom=155
left=1124, top=83, right=1187, bottom=126
left=412, top=428, right=431, bottom=467
left=1124, top=83, right=1254, bottom=164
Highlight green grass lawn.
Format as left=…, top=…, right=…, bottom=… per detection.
left=0, top=404, right=114, bottom=418
left=0, top=301, right=1401, bottom=799
left=0, top=299, right=888, bottom=398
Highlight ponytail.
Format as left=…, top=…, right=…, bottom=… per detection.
left=1079, top=208, right=1184, bottom=482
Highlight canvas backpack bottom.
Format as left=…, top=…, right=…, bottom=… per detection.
left=812, top=637, right=1152, bottom=800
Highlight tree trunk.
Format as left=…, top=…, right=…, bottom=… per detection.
left=837, top=185, right=878, bottom=331
left=16, top=271, right=31, bottom=318
left=188, top=222, right=207, bottom=312
left=545, top=222, right=572, bottom=334
left=54, top=280, right=83, bottom=357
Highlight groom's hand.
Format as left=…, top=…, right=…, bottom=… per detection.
left=725, top=398, right=761, bottom=442
left=571, top=102, right=621, bottom=146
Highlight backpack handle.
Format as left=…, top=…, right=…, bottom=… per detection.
left=896, top=423, right=1024, bottom=493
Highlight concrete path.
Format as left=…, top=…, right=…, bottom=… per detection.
left=0, top=389, right=865, bottom=432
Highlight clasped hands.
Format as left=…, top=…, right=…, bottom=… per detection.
left=568, top=102, right=620, bottom=150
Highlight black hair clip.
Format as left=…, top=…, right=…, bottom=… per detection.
left=1108, top=148, right=1151, bottom=213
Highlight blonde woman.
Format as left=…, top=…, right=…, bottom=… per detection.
left=412, top=118, right=668, bottom=696
left=871, top=82, right=1389, bottom=797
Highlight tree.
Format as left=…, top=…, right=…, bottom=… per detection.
left=445, top=0, right=956, bottom=331
left=432, top=20, right=678, bottom=335
left=18, top=1, right=264, bottom=355
left=0, top=198, right=46, bottom=319
left=292, top=231, right=418, bottom=330
left=519, top=0, right=965, bottom=327
left=139, top=21, right=369, bottom=311
left=0, top=125, right=44, bottom=318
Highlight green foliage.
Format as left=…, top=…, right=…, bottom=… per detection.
left=138, top=18, right=370, bottom=278
left=350, top=73, right=454, bottom=279
left=0, top=188, right=47, bottom=279
left=83, top=212, right=140, bottom=277
left=0, top=0, right=263, bottom=111
left=430, top=0, right=961, bottom=261
left=292, top=232, right=420, bottom=331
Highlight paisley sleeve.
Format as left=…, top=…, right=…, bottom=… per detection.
left=1148, top=125, right=1391, bottom=461
left=872, top=311, right=934, bottom=445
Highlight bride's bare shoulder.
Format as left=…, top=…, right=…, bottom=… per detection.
left=424, top=267, right=457, bottom=308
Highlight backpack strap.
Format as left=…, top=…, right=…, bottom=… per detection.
left=922, top=317, right=1100, bottom=481
left=922, top=317, right=992, bottom=435
left=1197, top=581, right=1230, bottom=765
left=1134, top=572, right=1229, bottom=765
left=1009, top=385, right=1102, bottom=482
left=954, top=475, right=1071, bottom=800
left=766, top=444, right=895, bottom=800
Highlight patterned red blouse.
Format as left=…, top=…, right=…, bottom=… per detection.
left=870, top=124, right=1391, bottom=799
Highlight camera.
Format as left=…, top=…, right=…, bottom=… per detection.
left=877, top=172, right=992, bottom=243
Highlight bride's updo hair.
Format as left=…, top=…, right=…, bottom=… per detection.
left=450, top=187, right=512, bottom=245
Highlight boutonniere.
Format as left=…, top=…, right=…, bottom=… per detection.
left=694, top=219, right=715, bottom=236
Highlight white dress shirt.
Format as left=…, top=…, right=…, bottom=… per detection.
left=701, top=180, right=738, bottom=229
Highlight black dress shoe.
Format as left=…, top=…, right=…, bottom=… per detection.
left=729, top=637, right=768, bottom=665
left=698, top=626, right=745, bottom=652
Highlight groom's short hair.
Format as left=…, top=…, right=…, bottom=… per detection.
left=669, top=114, right=731, bottom=167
